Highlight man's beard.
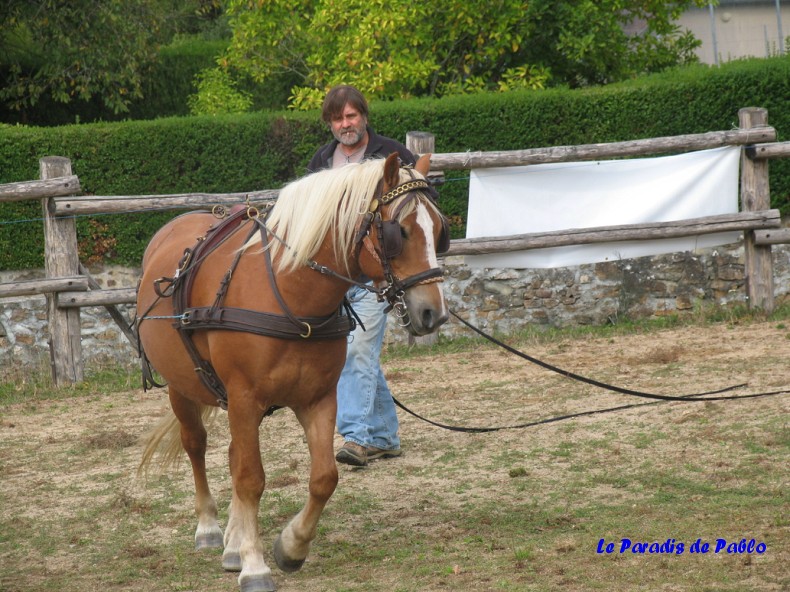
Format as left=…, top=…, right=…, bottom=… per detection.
left=334, top=126, right=364, bottom=146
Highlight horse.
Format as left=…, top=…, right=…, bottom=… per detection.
left=136, top=153, right=448, bottom=592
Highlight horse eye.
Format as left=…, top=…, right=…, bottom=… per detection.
left=400, top=227, right=408, bottom=239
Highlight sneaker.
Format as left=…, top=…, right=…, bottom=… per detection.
left=335, top=441, right=402, bottom=467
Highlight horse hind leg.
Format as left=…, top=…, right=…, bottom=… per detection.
left=274, top=395, right=338, bottom=573
left=164, top=389, right=224, bottom=550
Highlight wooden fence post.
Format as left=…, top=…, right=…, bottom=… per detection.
left=40, top=157, right=83, bottom=384
left=406, top=131, right=440, bottom=347
left=739, top=108, right=775, bottom=312
left=406, top=130, right=435, bottom=158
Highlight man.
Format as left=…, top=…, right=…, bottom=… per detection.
left=308, top=85, right=415, bottom=467
left=308, top=85, right=414, bottom=171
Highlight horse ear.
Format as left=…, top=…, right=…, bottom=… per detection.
left=383, top=153, right=400, bottom=189
left=416, top=154, right=431, bottom=176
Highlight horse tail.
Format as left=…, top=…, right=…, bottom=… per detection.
left=137, top=405, right=218, bottom=477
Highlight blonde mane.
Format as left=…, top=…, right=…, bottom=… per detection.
left=248, top=158, right=429, bottom=274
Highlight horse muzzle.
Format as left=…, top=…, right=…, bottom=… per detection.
left=400, top=282, right=449, bottom=336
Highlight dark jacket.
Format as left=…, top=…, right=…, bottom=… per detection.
left=307, top=126, right=416, bottom=173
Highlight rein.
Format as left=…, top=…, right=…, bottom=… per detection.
left=138, top=206, right=356, bottom=408
left=391, top=309, right=790, bottom=433
left=262, top=174, right=447, bottom=316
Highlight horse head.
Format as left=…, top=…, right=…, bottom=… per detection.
left=357, top=153, right=449, bottom=336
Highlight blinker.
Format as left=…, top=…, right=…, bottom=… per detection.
left=380, top=219, right=403, bottom=259
left=436, top=216, right=450, bottom=254
left=374, top=177, right=451, bottom=259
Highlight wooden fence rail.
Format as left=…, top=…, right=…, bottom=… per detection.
left=0, top=175, right=81, bottom=202
left=0, top=276, right=89, bottom=298
left=445, top=210, right=781, bottom=257
left=50, top=189, right=279, bottom=217
left=429, top=127, right=776, bottom=170
left=0, top=106, right=787, bottom=384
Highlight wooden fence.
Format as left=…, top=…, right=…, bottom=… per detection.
left=1, top=107, right=788, bottom=385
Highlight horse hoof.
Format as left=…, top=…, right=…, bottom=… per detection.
left=239, top=573, right=277, bottom=592
left=195, top=531, right=224, bottom=550
left=273, top=534, right=306, bottom=573
left=222, top=550, right=242, bottom=572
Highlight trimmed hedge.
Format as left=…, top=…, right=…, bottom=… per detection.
left=2, top=56, right=790, bottom=271
left=0, top=111, right=323, bottom=268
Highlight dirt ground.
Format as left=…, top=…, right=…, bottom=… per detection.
left=0, top=318, right=788, bottom=591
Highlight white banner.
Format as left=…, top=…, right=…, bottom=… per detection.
left=465, top=146, right=741, bottom=268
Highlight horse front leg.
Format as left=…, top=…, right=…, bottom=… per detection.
left=223, top=401, right=276, bottom=592
left=274, top=394, right=339, bottom=572
left=168, top=389, right=224, bottom=550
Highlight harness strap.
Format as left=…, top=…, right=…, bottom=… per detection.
left=179, top=306, right=353, bottom=340
left=171, top=216, right=257, bottom=409
left=259, top=220, right=324, bottom=335
left=142, top=207, right=355, bottom=409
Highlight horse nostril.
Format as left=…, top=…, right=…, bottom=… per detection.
left=421, top=308, right=448, bottom=332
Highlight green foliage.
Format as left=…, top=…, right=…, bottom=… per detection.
left=219, top=0, right=551, bottom=110
left=187, top=67, right=252, bottom=115
left=0, top=3, right=240, bottom=126
left=213, top=0, right=707, bottom=111
left=0, top=1, right=165, bottom=115
left=2, top=56, right=790, bottom=270
left=520, top=0, right=707, bottom=87
left=129, top=39, right=232, bottom=121
left=0, top=1, right=713, bottom=122
left=0, top=36, right=295, bottom=126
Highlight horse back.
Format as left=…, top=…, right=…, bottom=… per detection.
left=137, top=210, right=347, bottom=410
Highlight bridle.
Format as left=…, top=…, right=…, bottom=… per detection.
left=353, top=172, right=449, bottom=316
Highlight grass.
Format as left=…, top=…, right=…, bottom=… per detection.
left=0, top=305, right=788, bottom=591
left=383, top=301, right=790, bottom=362
left=0, top=356, right=140, bottom=405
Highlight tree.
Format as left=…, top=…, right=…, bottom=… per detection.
left=203, top=0, right=710, bottom=112
left=0, top=0, right=224, bottom=118
left=518, top=0, right=707, bottom=87
left=214, top=0, right=547, bottom=111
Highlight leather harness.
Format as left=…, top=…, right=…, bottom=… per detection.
left=139, top=177, right=447, bottom=410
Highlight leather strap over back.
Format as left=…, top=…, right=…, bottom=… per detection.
left=148, top=206, right=354, bottom=409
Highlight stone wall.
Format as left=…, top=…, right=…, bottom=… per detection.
left=1, top=241, right=789, bottom=372
left=0, top=266, right=140, bottom=369
left=438, top=241, right=790, bottom=337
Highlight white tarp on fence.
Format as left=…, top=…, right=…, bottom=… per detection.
left=465, top=146, right=741, bottom=269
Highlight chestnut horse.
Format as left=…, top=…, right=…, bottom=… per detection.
left=136, top=153, right=448, bottom=592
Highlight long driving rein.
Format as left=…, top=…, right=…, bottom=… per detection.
left=391, top=309, right=790, bottom=433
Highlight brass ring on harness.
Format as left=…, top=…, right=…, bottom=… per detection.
left=300, top=321, right=313, bottom=339
left=211, top=204, right=228, bottom=218
left=246, top=205, right=260, bottom=219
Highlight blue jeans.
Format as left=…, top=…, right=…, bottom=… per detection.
left=336, top=284, right=400, bottom=451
